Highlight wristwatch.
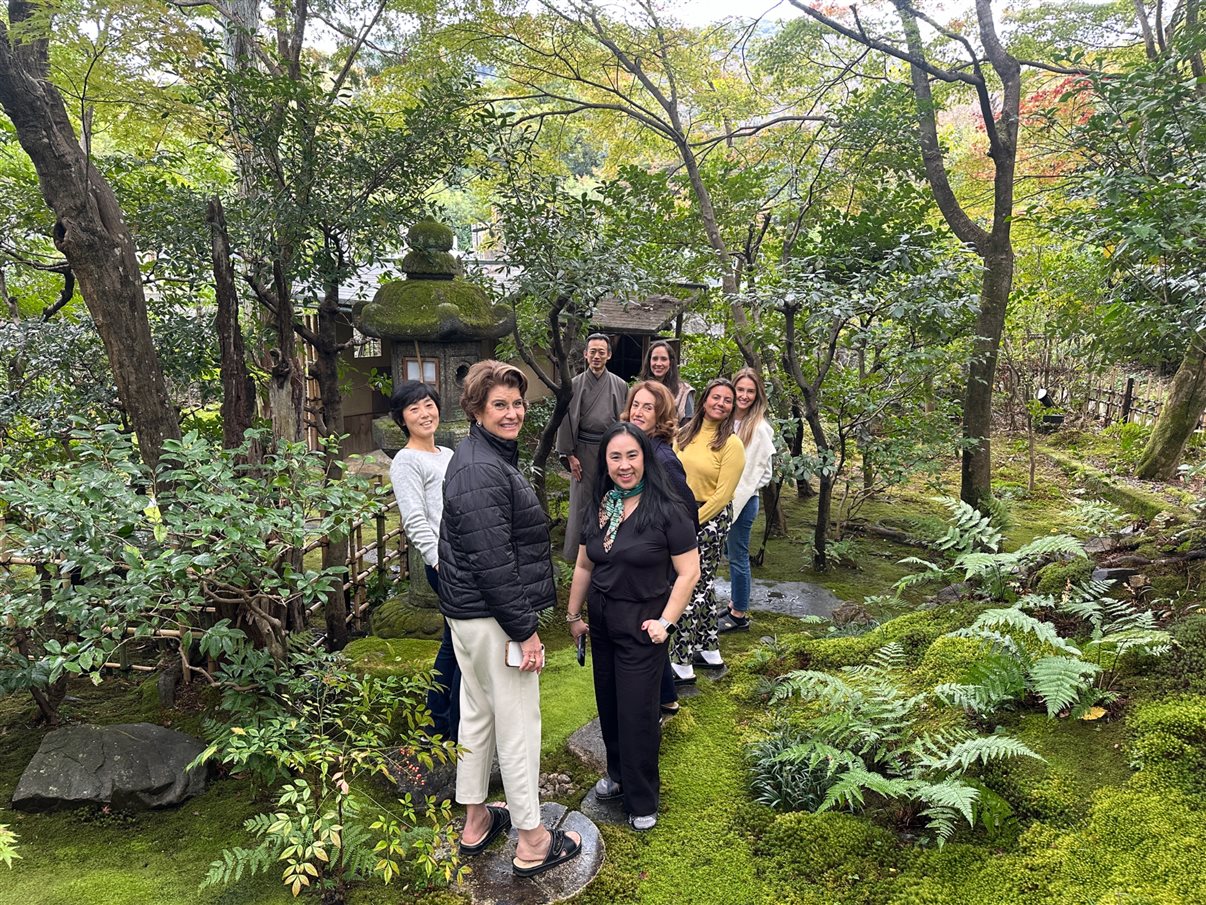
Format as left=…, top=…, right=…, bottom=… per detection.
left=657, top=618, right=677, bottom=636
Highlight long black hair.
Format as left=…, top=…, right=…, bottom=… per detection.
left=581, top=421, right=690, bottom=541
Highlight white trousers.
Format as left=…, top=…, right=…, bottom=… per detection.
left=448, top=616, right=543, bottom=830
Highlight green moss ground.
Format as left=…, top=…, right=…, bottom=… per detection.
left=7, top=433, right=1206, bottom=904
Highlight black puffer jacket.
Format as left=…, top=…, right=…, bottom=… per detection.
left=437, top=422, right=556, bottom=640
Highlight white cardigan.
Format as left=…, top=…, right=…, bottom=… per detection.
left=732, top=419, right=775, bottom=517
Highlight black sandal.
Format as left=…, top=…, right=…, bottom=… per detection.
left=459, top=805, right=511, bottom=856
left=512, top=828, right=582, bottom=878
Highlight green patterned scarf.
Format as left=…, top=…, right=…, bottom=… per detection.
left=599, top=481, right=644, bottom=552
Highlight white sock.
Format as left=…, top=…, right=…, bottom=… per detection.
left=671, top=662, right=695, bottom=680
left=698, top=649, right=724, bottom=666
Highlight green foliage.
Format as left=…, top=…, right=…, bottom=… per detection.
left=761, top=645, right=1041, bottom=845
left=934, top=497, right=1004, bottom=555
left=0, top=823, right=18, bottom=868
left=198, top=641, right=463, bottom=897
left=0, top=426, right=380, bottom=711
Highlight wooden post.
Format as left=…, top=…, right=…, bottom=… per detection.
left=1120, top=376, right=1135, bottom=424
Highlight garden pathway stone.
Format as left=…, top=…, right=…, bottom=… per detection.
left=715, top=576, right=843, bottom=619
left=460, top=802, right=603, bottom=904
left=12, top=723, right=207, bottom=811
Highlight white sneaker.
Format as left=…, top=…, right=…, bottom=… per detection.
left=594, top=776, right=623, bottom=800
left=629, top=813, right=657, bottom=830
left=671, top=662, right=695, bottom=683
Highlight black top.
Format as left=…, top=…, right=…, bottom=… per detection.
left=584, top=501, right=698, bottom=603
left=650, top=436, right=698, bottom=530
left=438, top=422, right=556, bottom=640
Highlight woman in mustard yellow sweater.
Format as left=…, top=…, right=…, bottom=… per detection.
left=671, top=378, right=745, bottom=681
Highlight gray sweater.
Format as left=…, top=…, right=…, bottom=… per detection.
left=389, top=446, right=454, bottom=567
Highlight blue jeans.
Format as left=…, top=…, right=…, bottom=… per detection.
left=726, top=496, right=759, bottom=614
left=424, top=565, right=461, bottom=743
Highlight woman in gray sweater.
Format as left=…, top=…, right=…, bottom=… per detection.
left=388, top=381, right=457, bottom=740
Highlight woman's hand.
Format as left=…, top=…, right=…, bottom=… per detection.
left=569, top=618, right=589, bottom=641
left=519, top=632, right=544, bottom=672
left=641, top=619, right=671, bottom=645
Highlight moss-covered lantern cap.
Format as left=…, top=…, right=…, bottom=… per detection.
left=355, top=220, right=514, bottom=342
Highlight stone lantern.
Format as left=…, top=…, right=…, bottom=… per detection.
left=357, top=220, right=513, bottom=451
left=354, top=220, right=513, bottom=615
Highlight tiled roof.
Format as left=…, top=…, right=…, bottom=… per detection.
left=592, top=294, right=686, bottom=334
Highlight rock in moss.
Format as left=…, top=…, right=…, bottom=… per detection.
left=1034, top=557, right=1094, bottom=596
left=369, top=597, right=445, bottom=639
left=912, top=634, right=990, bottom=689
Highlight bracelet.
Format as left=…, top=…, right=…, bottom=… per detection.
left=566, top=612, right=584, bottom=623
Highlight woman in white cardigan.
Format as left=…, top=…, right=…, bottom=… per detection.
left=718, top=368, right=775, bottom=632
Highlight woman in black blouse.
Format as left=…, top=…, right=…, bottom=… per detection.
left=566, top=422, right=701, bottom=830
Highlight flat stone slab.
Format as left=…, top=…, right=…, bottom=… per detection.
left=715, top=576, right=843, bottom=620
left=567, top=718, right=608, bottom=773
left=578, top=787, right=628, bottom=827
left=460, top=802, right=603, bottom=904
left=13, top=723, right=207, bottom=812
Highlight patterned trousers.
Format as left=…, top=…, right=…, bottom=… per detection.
left=671, top=505, right=732, bottom=664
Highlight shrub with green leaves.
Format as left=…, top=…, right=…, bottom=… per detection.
left=0, top=824, right=18, bottom=868
left=198, top=640, right=462, bottom=900
left=0, top=426, right=380, bottom=720
left=756, top=643, right=1042, bottom=845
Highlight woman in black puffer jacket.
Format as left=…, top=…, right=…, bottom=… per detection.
left=438, top=360, right=582, bottom=878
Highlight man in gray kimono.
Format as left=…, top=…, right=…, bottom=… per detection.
left=557, top=333, right=628, bottom=560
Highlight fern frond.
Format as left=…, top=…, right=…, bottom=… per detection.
left=818, top=766, right=915, bottom=814
left=1028, top=655, right=1100, bottom=716
left=964, top=608, right=1082, bottom=657
left=1014, top=534, right=1087, bottom=561
left=916, top=778, right=979, bottom=829
left=771, top=670, right=859, bottom=706
left=843, top=642, right=906, bottom=678
left=913, top=734, right=1043, bottom=775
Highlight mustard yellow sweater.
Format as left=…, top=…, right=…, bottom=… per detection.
left=675, top=421, right=746, bottom=525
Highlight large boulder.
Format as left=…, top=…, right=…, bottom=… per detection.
left=12, top=723, right=207, bottom=812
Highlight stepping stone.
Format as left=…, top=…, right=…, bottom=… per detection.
left=715, top=577, right=842, bottom=620
left=460, top=802, right=603, bottom=904
left=567, top=718, right=608, bottom=773
left=578, top=787, right=628, bottom=827
left=13, top=723, right=207, bottom=811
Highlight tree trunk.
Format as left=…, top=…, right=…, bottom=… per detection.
left=813, top=474, right=833, bottom=571
left=267, top=262, right=305, bottom=444
left=0, top=16, right=181, bottom=473
left=208, top=199, right=258, bottom=455
left=315, top=280, right=349, bottom=650
left=531, top=387, right=574, bottom=515
left=960, top=246, right=1015, bottom=508
left=1136, top=331, right=1206, bottom=480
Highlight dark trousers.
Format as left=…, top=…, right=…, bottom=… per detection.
left=424, top=565, right=461, bottom=744
left=588, top=589, right=666, bottom=817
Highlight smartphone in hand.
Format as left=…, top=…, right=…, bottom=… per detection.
left=576, top=633, right=587, bottom=666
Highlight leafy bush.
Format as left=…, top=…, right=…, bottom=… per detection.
left=198, top=640, right=462, bottom=899
left=759, top=643, right=1042, bottom=845
left=0, top=426, right=380, bottom=719
left=0, top=824, right=18, bottom=868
